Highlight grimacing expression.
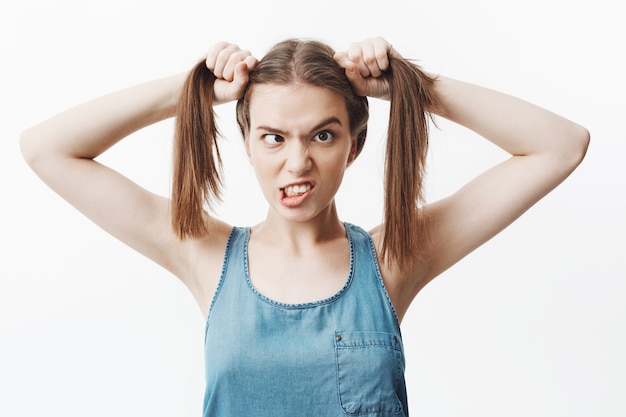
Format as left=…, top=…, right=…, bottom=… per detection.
left=244, top=83, right=357, bottom=222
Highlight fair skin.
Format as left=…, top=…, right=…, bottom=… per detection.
left=20, top=38, right=589, bottom=322
left=244, top=83, right=357, bottom=303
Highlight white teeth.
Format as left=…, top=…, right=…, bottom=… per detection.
left=284, top=184, right=311, bottom=197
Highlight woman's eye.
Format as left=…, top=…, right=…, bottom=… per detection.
left=263, top=134, right=284, bottom=145
left=313, top=131, right=334, bottom=143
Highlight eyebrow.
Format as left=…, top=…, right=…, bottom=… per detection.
left=255, top=117, right=343, bottom=135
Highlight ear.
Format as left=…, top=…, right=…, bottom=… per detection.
left=346, top=135, right=358, bottom=167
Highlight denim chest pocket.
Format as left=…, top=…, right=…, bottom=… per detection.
left=334, top=331, right=405, bottom=415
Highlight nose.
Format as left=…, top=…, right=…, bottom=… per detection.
left=285, top=140, right=312, bottom=176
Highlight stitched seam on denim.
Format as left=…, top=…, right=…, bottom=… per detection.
left=205, top=226, right=238, bottom=341
left=335, top=343, right=403, bottom=415
left=336, top=343, right=402, bottom=351
left=242, top=223, right=355, bottom=310
left=358, top=223, right=403, bottom=331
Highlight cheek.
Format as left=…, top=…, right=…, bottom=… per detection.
left=248, top=152, right=274, bottom=183
left=322, top=153, right=351, bottom=180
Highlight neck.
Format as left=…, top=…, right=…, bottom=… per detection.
left=253, top=201, right=345, bottom=249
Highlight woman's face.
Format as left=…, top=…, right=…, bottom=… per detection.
left=245, top=83, right=357, bottom=223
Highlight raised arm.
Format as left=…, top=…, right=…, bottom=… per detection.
left=423, top=76, right=589, bottom=280
left=20, top=43, right=257, bottom=312
left=335, top=37, right=590, bottom=314
left=20, top=74, right=190, bottom=274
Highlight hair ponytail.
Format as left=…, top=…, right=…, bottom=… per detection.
left=381, top=58, right=440, bottom=270
left=171, top=60, right=222, bottom=239
left=170, top=42, right=439, bottom=265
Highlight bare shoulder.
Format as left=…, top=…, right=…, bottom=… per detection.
left=181, top=216, right=233, bottom=317
left=367, top=226, right=430, bottom=322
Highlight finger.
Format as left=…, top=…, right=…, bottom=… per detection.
left=213, top=44, right=241, bottom=79
left=347, top=42, right=371, bottom=78
left=360, top=41, right=383, bottom=78
left=344, top=61, right=368, bottom=96
left=243, top=55, right=259, bottom=72
left=205, top=41, right=230, bottom=72
left=222, top=49, right=252, bottom=82
left=229, top=56, right=259, bottom=99
left=333, top=51, right=349, bottom=68
left=371, top=37, right=391, bottom=73
left=227, top=61, right=249, bottom=95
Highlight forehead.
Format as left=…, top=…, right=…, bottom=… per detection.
left=248, top=84, right=349, bottom=130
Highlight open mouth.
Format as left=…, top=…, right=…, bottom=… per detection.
left=282, top=183, right=313, bottom=197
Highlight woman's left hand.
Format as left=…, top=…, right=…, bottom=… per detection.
left=333, top=37, right=401, bottom=99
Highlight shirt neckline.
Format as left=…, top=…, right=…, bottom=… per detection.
left=241, top=223, right=356, bottom=310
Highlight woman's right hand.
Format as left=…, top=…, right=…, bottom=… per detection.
left=205, top=42, right=258, bottom=104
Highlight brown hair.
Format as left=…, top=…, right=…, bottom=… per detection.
left=172, top=39, right=439, bottom=270
left=380, top=57, right=440, bottom=268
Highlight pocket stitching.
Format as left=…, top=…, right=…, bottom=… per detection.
left=334, top=331, right=404, bottom=415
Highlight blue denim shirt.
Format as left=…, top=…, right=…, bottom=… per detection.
left=203, top=223, right=408, bottom=416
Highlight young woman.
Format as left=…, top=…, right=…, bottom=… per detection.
left=20, top=37, right=589, bottom=416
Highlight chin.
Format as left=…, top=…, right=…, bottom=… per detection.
left=270, top=204, right=320, bottom=223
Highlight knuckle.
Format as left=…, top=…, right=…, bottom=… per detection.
left=376, top=52, right=388, bottom=63
left=364, top=55, right=377, bottom=65
left=224, top=43, right=240, bottom=53
left=232, top=50, right=249, bottom=61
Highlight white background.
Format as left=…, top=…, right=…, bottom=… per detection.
left=1, top=0, right=624, bottom=416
